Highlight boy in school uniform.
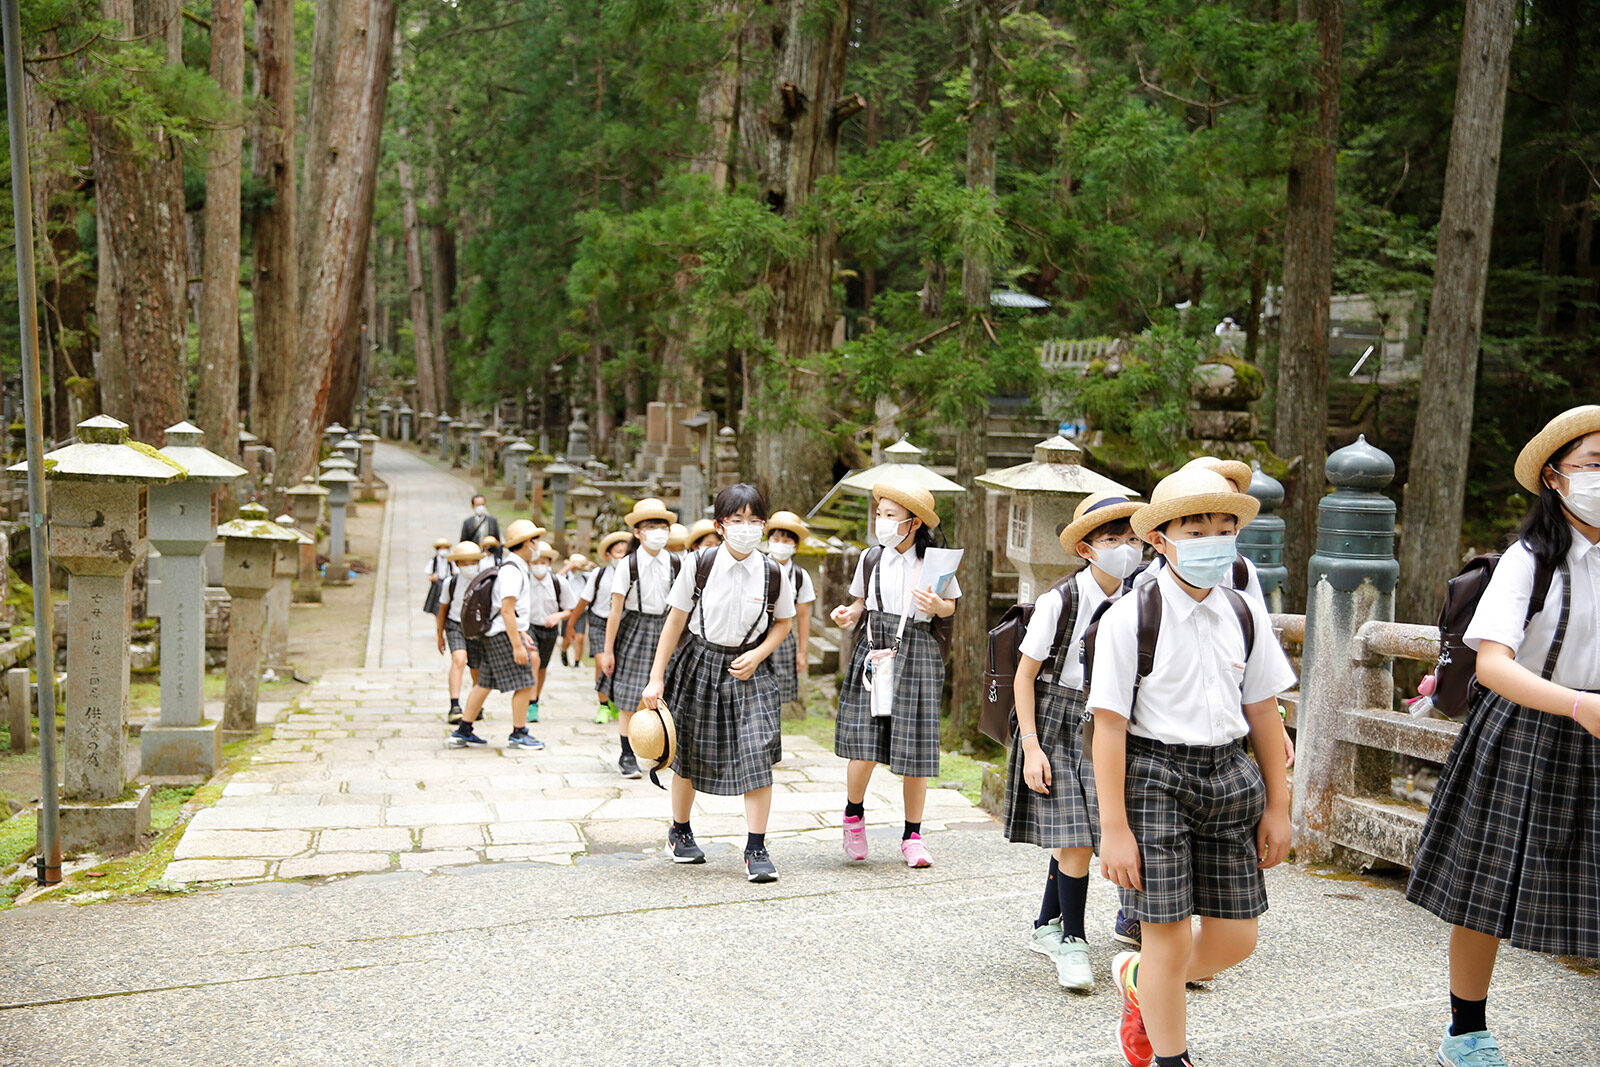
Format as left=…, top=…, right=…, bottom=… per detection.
left=640, top=484, right=795, bottom=883
left=601, top=499, right=682, bottom=779
left=435, top=540, right=488, bottom=724
left=558, top=554, right=592, bottom=666
left=525, top=539, right=578, bottom=723
left=423, top=537, right=452, bottom=616
left=450, top=519, right=547, bottom=751
left=1088, top=467, right=1296, bottom=1067
left=571, top=531, right=631, bottom=724
left=763, top=511, right=816, bottom=716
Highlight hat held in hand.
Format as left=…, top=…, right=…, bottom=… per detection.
left=628, top=701, right=677, bottom=790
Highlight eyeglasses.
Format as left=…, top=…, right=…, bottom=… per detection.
left=1551, top=461, right=1600, bottom=473
left=1089, top=535, right=1143, bottom=548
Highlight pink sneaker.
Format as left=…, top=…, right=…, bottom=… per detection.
left=900, top=832, right=933, bottom=868
left=842, top=815, right=868, bottom=861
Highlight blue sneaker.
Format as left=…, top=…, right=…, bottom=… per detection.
left=448, top=724, right=487, bottom=748
left=507, top=728, right=545, bottom=750
left=1113, top=908, right=1141, bottom=948
left=527, top=700, right=540, bottom=723
left=1438, top=1031, right=1508, bottom=1067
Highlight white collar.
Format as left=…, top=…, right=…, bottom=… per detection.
left=1568, top=523, right=1598, bottom=563
left=721, top=545, right=762, bottom=573
left=1155, top=562, right=1234, bottom=621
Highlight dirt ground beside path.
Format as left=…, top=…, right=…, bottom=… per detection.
left=285, top=491, right=386, bottom=682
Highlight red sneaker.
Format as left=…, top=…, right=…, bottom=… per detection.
left=1113, top=950, right=1153, bottom=1067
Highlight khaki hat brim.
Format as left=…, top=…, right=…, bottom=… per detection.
left=597, top=531, right=632, bottom=554
left=447, top=548, right=484, bottom=563
left=873, top=483, right=939, bottom=528
left=1515, top=406, right=1600, bottom=493
left=1059, top=500, right=1143, bottom=551
left=627, top=702, right=677, bottom=771
left=1132, top=492, right=1259, bottom=539
left=624, top=504, right=677, bottom=527
left=765, top=517, right=809, bottom=541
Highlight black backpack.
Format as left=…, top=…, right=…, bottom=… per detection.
left=1426, top=553, right=1555, bottom=720
left=980, top=576, right=1079, bottom=745
left=459, top=562, right=505, bottom=640
left=627, top=548, right=683, bottom=612
left=678, top=547, right=782, bottom=650
left=861, top=545, right=956, bottom=662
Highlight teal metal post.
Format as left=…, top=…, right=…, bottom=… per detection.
left=1238, top=462, right=1288, bottom=612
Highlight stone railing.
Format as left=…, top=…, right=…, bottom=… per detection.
left=1039, top=337, right=1119, bottom=371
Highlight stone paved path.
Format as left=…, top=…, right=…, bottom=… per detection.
left=1, top=441, right=1594, bottom=1066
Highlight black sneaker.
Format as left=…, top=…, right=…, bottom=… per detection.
left=447, top=704, right=463, bottom=726
left=507, top=728, right=545, bottom=750
left=619, top=751, right=642, bottom=779
left=448, top=724, right=487, bottom=748
left=667, top=825, right=705, bottom=864
left=744, top=847, right=778, bottom=883
left=560, top=648, right=570, bottom=667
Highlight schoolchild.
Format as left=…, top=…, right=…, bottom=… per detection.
left=450, top=518, right=547, bottom=751
left=763, top=511, right=816, bottom=713
left=525, top=540, right=578, bottom=723
left=687, top=519, right=721, bottom=552
left=1087, top=467, right=1296, bottom=1067
left=667, top=522, right=690, bottom=559
left=570, top=531, right=631, bottom=724
left=1005, top=492, right=1144, bottom=992
left=829, top=482, right=960, bottom=869
left=639, top=483, right=796, bottom=883
left=601, top=498, right=681, bottom=780
left=559, top=554, right=592, bottom=666
left=435, top=540, right=487, bottom=725
left=480, top=534, right=502, bottom=565
left=1406, top=406, right=1600, bottom=1067
left=423, top=537, right=452, bottom=616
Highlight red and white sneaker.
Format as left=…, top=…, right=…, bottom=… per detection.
left=1113, top=950, right=1153, bottom=1067
left=900, top=832, right=933, bottom=868
left=842, top=815, right=868, bottom=861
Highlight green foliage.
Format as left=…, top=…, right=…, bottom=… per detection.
left=1064, top=325, right=1205, bottom=466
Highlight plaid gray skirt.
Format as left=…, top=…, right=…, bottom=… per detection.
left=443, top=619, right=484, bottom=669
left=592, top=611, right=614, bottom=699
left=772, top=631, right=800, bottom=703
left=835, top=611, right=944, bottom=779
left=1003, top=683, right=1097, bottom=849
left=1117, top=735, right=1267, bottom=924
left=478, top=629, right=537, bottom=693
left=666, top=633, right=782, bottom=796
left=609, top=610, right=668, bottom=713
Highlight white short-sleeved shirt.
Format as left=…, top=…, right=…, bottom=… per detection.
left=423, top=553, right=452, bottom=581
left=1132, top=552, right=1267, bottom=608
left=1020, top=567, right=1114, bottom=690
left=1464, top=530, right=1600, bottom=688
left=1087, top=566, right=1297, bottom=746
left=611, top=548, right=676, bottom=615
left=668, top=546, right=796, bottom=646
left=485, top=554, right=532, bottom=637
left=779, top=560, right=816, bottom=607
left=527, top=568, right=577, bottom=624
left=582, top=566, right=617, bottom=618
left=445, top=563, right=479, bottom=625
left=848, top=544, right=963, bottom=621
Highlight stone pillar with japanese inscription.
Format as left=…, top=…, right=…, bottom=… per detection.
left=8, top=415, right=184, bottom=853
left=265, top=515, right=307, bottom=672
left=142, top=422, right=246, bottom=778
left=218, top=505, right=299, bottom=734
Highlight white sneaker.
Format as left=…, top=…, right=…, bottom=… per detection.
left=1053, top=935, right=1094, bottom=992
left=1029, top=918, right=1063, bottom=957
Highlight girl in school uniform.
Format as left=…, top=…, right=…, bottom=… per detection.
left=1407, top=405, right=1600, bottom=1067
left=600, top=498, right=681, bottom=780
left=764, top=511, right=816, bottom=713
left=558, top=554, right=591, bottom=666
left=1006, top=492, right=1143, bottom=992
left=525, top=540, right=577, bottom=723
left=688, top=519, right=721, bottom=552
left=422, top=537, right=452, bottom=615
left=570, top=530, right=631, bottom=723
left=640, top=483, right=795, bottom=883
left=829, top=482, right=959, bottom=869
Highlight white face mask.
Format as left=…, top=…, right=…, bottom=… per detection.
left=875, top=516, right=910, bottom=546
left=1168, top=535, right=1238, bottom=589
left=458, top=563, right=478, bottom=581
left=436, top=548, right=449, bottom=559
left=473, top=504, right=487, bottom=517
left=1090, top=543, right=1143, bottom=581
left=641, top=529, right=670, bottom=552
left=1556, top=469, right=1600, bottom=526
left=722, top=522, right=763, bottom=554
left=766, top=541, right=796, bottom=562
left=530, top=563, right=550, bottom=579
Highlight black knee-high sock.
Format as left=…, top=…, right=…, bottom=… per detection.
left=620, top=736, right=634, bottom=757
left=1056, top=872, right=1090, bottom=940
left=1035, top=857, right=1061, bottom=928
left=746, top=832, right=765, bottom=851
left=1450, top=993, right=1487, bottom=1036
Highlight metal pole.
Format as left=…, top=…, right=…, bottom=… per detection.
left=4, top=0, right=62, bottom=884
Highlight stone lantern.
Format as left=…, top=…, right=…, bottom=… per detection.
left=504, top=439, right=533, bottom=503
left=266, top=514, right=308, bottom=672
left=715, top=426, right=739, bottom=489
left=143, top=421, right=246, bottom=778
left=417, top=410, right=435, bottom=449
left=357, top=431, right=381, bottom=500
left=464, top=421, right=486, bottom=469
left=321, top=423, right=348, bottom=452
left=237, top=426, right=258, bottom=465
left=546, top=457, right=579, bottom=547
left=283, top=477, right=329, bottom=603
left=319, top=467, right=360, bottom=581
left=976, top=436, right=1135, bottom=602
left=7, top=415, right=184, bottom=852
left=397, top=405, right=414, bottom=443
left=216, top=504, right=300, bottom=734
left=566, top=408, right=592, bottom=463
left=526, top=451, right=551, bottom=517
left=1238, top=462, right=1289, bottom=612
left=336, top=433, right=361, bottom=470
left=479, top=426, right=500, bottom=484
left=378, top=403, right=394, bottom=439
left=569, top=483, right=604, bottom=555
left=437, top=413, right=455, bottom=462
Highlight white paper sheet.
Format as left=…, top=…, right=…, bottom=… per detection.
left=918, top=548, right=964, bottom=596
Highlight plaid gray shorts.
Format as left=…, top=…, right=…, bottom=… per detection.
left=478, top=630, right=537, bottom=693
left=443, top=620, right=484, bottom=669
left=1118, top=734, right=1267, bottom=924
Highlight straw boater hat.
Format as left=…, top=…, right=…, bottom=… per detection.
left=503, top=518, right=540, bottom=549
left=479, top=534, right=500, bottom=550
left=667, top=523, right=689, bottom=551
left=872, top=481, right=940, bottom=528
left=627, top=701, right=677, bottom=788
left=447, top=540, right=485, bottom=564
left=597, top=530, right=631, bottom=555
left=765, top=510, right=809, bottom=541
left=534, top=539, right=559, bottom=562
left=1515, top=405, right=1600, bottom=493
left=624, top=497, right=676, bottom=527
left=1181, top=455, right=1253, bottom=495
left=1059, top=492, right=1143, bottom=551
left=1132, top=467, right=1260, bottom=540
left=687, top=518, right=718, bottom=546
left=433, top=537, right=451, bottom=549
left=567, top=553, right=592, bottom=570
